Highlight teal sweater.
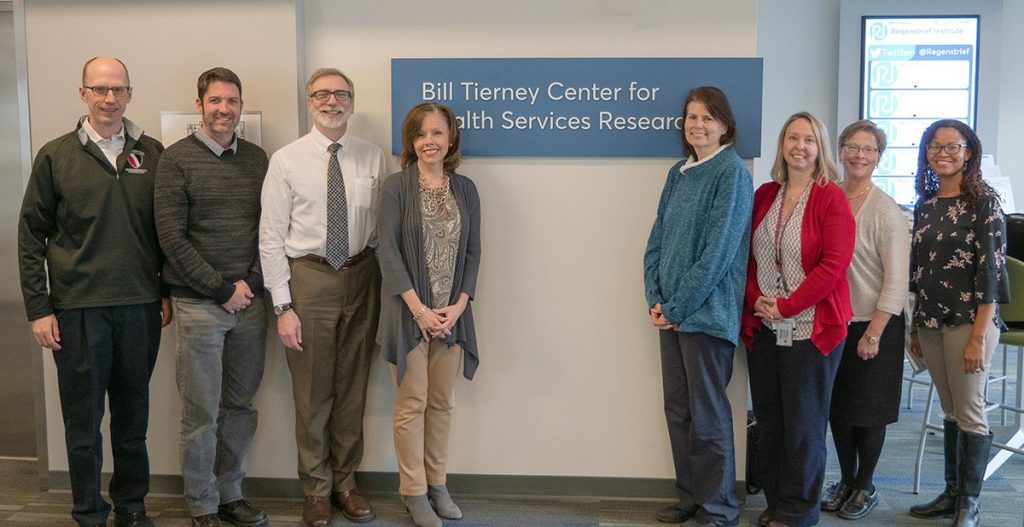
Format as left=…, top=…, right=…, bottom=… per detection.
left=643, top=145, right=753, bottom=345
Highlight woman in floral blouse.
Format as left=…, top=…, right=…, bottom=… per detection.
left=908, top=119, right=1008, bottom=527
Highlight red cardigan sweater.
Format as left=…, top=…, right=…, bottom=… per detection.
left=740, top=180, right=856, bottom=355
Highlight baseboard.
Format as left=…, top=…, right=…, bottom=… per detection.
left=49, top=470, right=748, bottom=500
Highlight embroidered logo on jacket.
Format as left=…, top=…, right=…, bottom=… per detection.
left=126, top=150, right=145, bottom=169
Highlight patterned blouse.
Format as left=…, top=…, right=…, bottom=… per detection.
left=420, top=178, right=462, bottom=309
left=753, top=181, right=815, bottom=340
left=911, top=192, right=1009, bottom=329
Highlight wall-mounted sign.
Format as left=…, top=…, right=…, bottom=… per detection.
left=392, top=58, right=763, bottom=158
left=159, top=111, right=263, bottom=147
left=861, top=16, right=979, bottom=204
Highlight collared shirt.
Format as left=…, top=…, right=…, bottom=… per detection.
left=81, top=117, right=126, bottom=167
left=260, top=127, right=388, bottom=306
left=192, top=128, right=238, bottom=157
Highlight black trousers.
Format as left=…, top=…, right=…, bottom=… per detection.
left=52, top=302, right=162, bottom=526
left=660, top=330, right=739, bottom=525
left=748, top=327, right=843, bottom=527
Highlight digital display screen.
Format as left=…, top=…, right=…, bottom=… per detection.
left=860, top=16, right=979, bottom=204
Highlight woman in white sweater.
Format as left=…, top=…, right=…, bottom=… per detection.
left=820, top=120, right=909, bottom=521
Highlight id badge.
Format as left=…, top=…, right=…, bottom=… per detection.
left=775, top=318, right=795, bottom=347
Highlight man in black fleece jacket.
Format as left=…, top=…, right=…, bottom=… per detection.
left=18, top=57, right=169, bottom=527
left=154, top=67, right=269, bottom=527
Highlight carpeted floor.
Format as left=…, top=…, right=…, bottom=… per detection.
left=2, top=353, right=1022, bottom=526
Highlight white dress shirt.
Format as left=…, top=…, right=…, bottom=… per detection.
left=260, top=127, right=388, bottom=306
left=82, top=117, right=126, bottom=167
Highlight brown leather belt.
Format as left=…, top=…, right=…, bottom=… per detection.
left=296, top=246, right=374, bottom=269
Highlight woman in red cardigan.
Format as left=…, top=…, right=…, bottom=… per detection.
left=742, top=112, right=855, bottom=527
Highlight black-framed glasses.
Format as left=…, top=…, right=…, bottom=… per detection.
left=83, top=85, right=131, bottom=98
left=309, top=90, right=352, bottom=102
left=841, top=144, right=879, bottom=155
left=927, top=143, right=967, bottom=154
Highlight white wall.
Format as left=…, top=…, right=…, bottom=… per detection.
left=23, top=0, right=759, bottom=484
left=755, top=0, right=841, bottom=185
left=997, top=0, right=1024, bottom=207
left=304, top=0, right=757, bottom=478
left=24, top=0, right=302, bottom=479
left=22, top=0, right=1021, bottom=488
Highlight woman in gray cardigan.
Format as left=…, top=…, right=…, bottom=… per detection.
left=377, top=102, right=481, bottom=527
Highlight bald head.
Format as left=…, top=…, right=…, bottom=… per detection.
left=79, top=57, right=133, bottom=138
left=82, top=57, right=130, bottom=87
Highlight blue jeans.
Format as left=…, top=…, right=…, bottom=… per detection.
left=173, top=296, right=267, bottom=516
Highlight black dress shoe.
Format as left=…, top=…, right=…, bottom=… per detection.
left=756, top=508, right=774, bottom=527
left=656, top=503, right=698, bottom=523
left=192, top=513, right=222, bottom=527
left=837, top=486, right=879, bottom=520
left=113, top=511, right=154, bottom=527
left=820, top=481, right=854, bottom=512
left=218, top=499, right=268, bottom=527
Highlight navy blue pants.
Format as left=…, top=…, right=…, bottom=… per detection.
left=660, top=330, right=739, bottom=525
left=52, top=302, right=162, bottom=526
left=748, top=327, right=843, bottom=527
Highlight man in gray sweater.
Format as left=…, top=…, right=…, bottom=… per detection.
left=154, top=67, right=269, bottom=527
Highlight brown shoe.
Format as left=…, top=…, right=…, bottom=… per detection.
left=333, top=489, right=376, bottom=523
left=302, top=495, right=330, bottom=527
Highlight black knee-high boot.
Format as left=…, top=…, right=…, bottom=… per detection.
left=952, top=431, right=993, bottom=527
left=910, top=419, right=959, bottom=518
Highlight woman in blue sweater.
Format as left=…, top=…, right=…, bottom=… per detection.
left=644, top=86, right=753, bottom=527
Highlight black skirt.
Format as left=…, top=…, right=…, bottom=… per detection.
left=829, top=315, right=906, bottom=427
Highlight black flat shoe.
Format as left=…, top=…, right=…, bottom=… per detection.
left=838, top=486, right=879, bottom=520
left=820, top=481, right=854, bottom=512
left=656, top=503, right=698, bottom=523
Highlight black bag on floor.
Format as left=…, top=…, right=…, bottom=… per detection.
left=746, top=410, right=761, bottom=495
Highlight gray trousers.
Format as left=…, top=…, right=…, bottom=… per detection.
left=173, top=296, right=268, bottom=516
left=660, top=330, right=739, bottom=525
left=919, top=320, right=1000, bottom=435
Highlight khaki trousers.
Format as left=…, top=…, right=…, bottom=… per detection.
left=392, top=339, right=462, bottom=495
left=286, top=255, right=380, bottom=496
left=918, top=320, right=999, bottom=435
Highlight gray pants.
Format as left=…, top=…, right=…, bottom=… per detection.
left=173, top=296, right=268, bottom=516
left=660, top=330, right=739, bottom=525
left=918, top=320, right=999, bottom=435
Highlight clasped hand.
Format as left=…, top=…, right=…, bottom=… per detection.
left=753, top=296, right=783, bottom=322
left=649, top=303, right=677, bottom=331
left=416, top=303, right=464, bottom=341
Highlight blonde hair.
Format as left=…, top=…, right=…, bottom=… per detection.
left=770, top=112, right=840, bottom=185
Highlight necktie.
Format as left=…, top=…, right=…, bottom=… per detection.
left=325, top=143, right=349, bottom=269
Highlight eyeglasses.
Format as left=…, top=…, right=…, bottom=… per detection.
left=927, top=143, right=967, bottom=154
left=83, top=85, right=131, bottom=98
left=841, top=144, right=879, bottom=155
left=309, top=90, right=352, bottom=102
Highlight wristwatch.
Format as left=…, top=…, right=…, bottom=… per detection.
left=866, top=334, right=880, bottom=345
left=273, top=303, right=293, bottom=316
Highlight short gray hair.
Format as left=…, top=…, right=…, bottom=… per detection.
left=305, top=68, right=355, bottom=99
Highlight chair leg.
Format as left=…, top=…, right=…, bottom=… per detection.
left=915, top=383, right=938, bottom=494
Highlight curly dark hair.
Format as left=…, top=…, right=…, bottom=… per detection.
left=915, top=119, right=996, bottom=205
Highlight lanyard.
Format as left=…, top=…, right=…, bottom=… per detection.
left=773, top=187, right=790, bottom=294
left=773, top=179, right=812, bottom=295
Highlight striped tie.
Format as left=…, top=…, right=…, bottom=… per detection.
left=325, top=142, right=349, bottom=269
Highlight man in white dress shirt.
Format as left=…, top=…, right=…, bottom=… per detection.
left=259, top=68, right=386, bottom=527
